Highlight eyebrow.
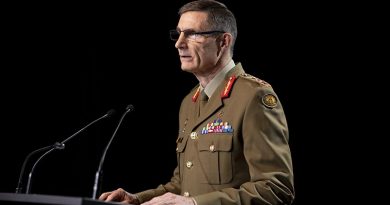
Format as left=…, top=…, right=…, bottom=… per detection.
left=176, top=28, right=196, bottom=32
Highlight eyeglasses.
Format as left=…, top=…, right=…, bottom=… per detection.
left=169, top=29, right=225, bottom=41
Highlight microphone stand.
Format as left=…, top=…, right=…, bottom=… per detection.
left=25, top=143, right=65, bottom=194
left=22, top=110, right=114, bottom=194
left=15, top=143, right=61, bottom=193
left=92, top=105, right=134, bottom=199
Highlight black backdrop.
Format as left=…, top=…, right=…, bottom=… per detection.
left=0, top=1, right=333, bottom=205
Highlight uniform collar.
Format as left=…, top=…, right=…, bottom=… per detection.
left=202, top=59, right=235, bottom=98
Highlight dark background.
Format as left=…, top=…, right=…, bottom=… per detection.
left=0, top=1, right=347, bottom=205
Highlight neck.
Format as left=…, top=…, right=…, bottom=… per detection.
left=196, top=56, right=232, bottom=88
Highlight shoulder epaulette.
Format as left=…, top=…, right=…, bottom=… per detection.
left=240, top=73, right=271, bottom=87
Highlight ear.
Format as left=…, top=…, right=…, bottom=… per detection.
left=219, top=33, right=232, bottom=48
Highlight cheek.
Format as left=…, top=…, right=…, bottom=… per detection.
left=191, top=41, right=220, bottom=63
left=198, top=46, right=219, bottom=62
left=196, top=43, right=213, bottom=55
left=203, top=42, right=220, bottom=55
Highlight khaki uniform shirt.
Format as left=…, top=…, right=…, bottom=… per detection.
left=136, top=63, right=294, bottom=205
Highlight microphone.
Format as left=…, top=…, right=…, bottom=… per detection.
left=15, top=144, right=62, bottom=193
left=18, top=109, right=115, bottom=194
left=92, top=104, right=134, bottom=199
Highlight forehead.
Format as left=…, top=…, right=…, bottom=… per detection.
left=177, top=11, right=209, bottom=31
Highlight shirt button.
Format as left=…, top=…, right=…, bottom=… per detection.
left=184, top=192, right=190, bottom=197
left=209, top=144, right=215, bottom=152
left=190, top=132, right=198, bottom=139
left=186, top=161, right=193, bottom=168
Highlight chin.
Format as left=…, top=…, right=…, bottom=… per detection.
left=180, top=63, right=194, bottom=72
left=181, top=66, right=192, bottom=72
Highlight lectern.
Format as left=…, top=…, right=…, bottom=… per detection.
left=0, top=193, right=122, bottom=205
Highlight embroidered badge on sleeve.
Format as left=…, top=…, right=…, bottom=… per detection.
left=262, top=93, right=278, bottom=109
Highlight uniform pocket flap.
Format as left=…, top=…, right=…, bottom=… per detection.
left=176, top=140, right=187, bottom=152
left=198, top=134, right=233, bottom=152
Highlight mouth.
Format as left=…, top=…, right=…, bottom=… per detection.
left=180, top=55, right=192, bottom=61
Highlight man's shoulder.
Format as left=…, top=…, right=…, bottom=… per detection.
left=236, top=73, right=272, bottom=88
left=233, top=73, right=281, bottom=109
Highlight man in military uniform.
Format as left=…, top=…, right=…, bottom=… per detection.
left=99, top=0, right=294, bottom=204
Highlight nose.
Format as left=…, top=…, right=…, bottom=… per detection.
left=175, top=32, right=187, bottom=49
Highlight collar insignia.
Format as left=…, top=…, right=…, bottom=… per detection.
left=192, top=87, right=201, bottom=102
left=221, top=75, right=237, bottom=99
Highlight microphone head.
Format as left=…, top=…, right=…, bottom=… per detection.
left=126, top=104, right=134, bottom=112
left=106, top=109, right=116, bottom=117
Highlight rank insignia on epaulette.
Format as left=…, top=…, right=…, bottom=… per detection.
left=240, top=73, right=271, bottom=87
left=262, top=93, right=278, bottom=109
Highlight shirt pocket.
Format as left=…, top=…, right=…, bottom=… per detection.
left=197, top=133, right=233, bottom=184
